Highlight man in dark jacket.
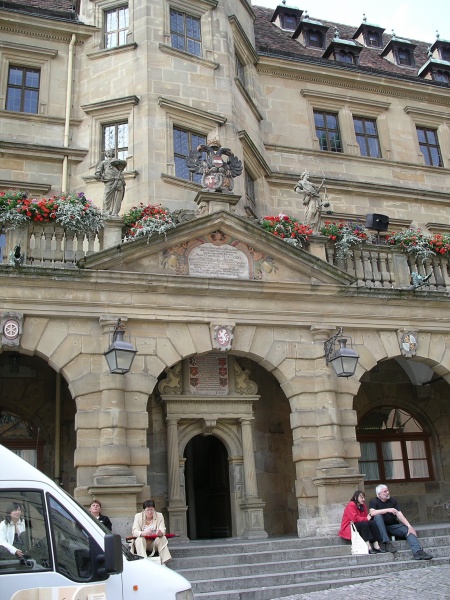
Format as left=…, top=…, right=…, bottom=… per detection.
left=369, top=484, right=431, bottom=560
left=89, top=500, right=112, bottom=531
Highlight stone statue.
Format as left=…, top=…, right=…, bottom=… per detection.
left=294, top=170, right=328, bottom=233
left=186, top=138, right=242, bottom=193
left=94, top=149, right=127, bottom=215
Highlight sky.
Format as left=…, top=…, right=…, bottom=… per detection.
left=253, top=0, right=450, bottom=43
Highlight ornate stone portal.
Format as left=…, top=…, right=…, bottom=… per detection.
left=159, top=353, right=268, bottom=540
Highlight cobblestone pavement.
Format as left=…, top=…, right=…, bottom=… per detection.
left=274, top=564, right=450, bottom=599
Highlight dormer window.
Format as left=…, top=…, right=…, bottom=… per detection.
left=336, top=50, right=356, bottom=64
left=282, top=14, right=298, bottom=31
left=365, top=30, right=382, bottom=47
left=381, top=37, right=416, bottom=67
left=396, top=47, right=414, bottom=66
left=306, top=29, right=324, bottom=48
left=440, top=46, right=450, bottom=61
left=434, top=70, right=450, bottom=83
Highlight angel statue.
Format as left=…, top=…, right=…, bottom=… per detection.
left=294, top=170, right=329, bottom=234
left=187, top=139, right=243, bottom=193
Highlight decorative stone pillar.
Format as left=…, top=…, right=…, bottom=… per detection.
left=239, top=418, right=268, bottom=539
left=194, top=190, right=241, bottom=215
left=166, top=417, right=188, bottom=541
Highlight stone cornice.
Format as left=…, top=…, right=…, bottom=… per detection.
left=0, top=10, right=96, bottom=42
left=0, top=140, right=88, bottom=162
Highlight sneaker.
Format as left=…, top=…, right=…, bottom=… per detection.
left=384, top=542, right=398, bottom=553
left=413, top=549, right=432, bottom=560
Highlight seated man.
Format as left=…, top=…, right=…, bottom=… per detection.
left=369, top=484, right=432, bottom=560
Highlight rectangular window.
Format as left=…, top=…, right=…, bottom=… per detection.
left=105, top=6, right=129, bottom=49
left=354, top=117, right=381, bottom=158
left=359, top=438, right=431, bottom=482
left=6, top=66, right=40, bottom=113
left=102, top=122, right=129, bottom=160
left=314, top=111, right=342, bottom=152
left=173, top=127, right=206, bottom=183
left=235, top=55, right=245, bottom=86
left=170, top=9, right=201, bottom=56
left=245, top=170, right=256, bottom=210
left=397, top=48, right=413, bottom=66
left=417, top=127, right=443, bottom=167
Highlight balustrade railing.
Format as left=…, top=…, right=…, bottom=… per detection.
left=0, top=225, right=103, bottom=268
left=1, top=226, right=449, bottom=292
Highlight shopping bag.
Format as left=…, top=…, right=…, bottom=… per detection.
left=350, top=522, right=368, bottom=554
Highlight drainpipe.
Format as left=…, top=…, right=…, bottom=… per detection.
left=62, top=33, right=76, bottom=193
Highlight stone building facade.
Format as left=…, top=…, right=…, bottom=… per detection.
left=0, top=0, right=450, bottom=539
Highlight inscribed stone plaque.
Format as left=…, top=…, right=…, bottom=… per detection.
left=189, top=353, right=229, bottom=395
left=188, top=243, right=249, bottom=279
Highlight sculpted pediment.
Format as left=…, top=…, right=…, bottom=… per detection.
left=78, top=211, right=354, bottom=286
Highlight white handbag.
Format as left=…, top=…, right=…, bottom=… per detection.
left=350, top=522, right=369, bottom=555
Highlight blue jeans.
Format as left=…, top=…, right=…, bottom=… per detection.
left=373, top=514, right=421, bottom=554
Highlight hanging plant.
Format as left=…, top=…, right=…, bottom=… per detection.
left=386, top=228, right=435, bottom=262
left=320, top=221, right=371, bottom=260
left=260, top=214, right=313, bottom=248
left=0, top=190, right=103, bottom=235
left=123, top=203, right=176, bottom=241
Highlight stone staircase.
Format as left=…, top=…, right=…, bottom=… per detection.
left=169, top=524, right=450, bottom=600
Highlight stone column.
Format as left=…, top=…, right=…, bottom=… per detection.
left=102, top=215, right=124, bottom=250
left=166, top=417, right=188, bottom=541
left=239, top=418, right=267, bottom=539
left=87, top=316, right=143, bottom=538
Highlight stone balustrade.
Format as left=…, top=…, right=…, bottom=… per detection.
left=1, top=225, right=449, bottom=292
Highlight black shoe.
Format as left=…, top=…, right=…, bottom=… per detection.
left=385, top=542, right=397, bottom=553
left=413, top=549, right=432, bottom=560
left=370, top=547, right=382, bottom=553
left=377, top=544, right=387, bottom=553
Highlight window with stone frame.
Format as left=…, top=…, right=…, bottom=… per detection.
left=104, top=5, right=129, bottom=49
left=395, top=46, right=414, bottom=66
left=357, top=407, right=433, bottom=483
left=305, top=29, right=324, bottom=48
left=6, top=66, right=40, bottom=113
left=173, top=127, right=206, bottom=183
left=353, top=117, right=382, bottom=158
left=244, top=169, right=256, bottom=213
left=416, top=127, right=443, bottom=167
left=102, top=121, right=129, bottom=160
left=314, top=110, right=342, bottom=152
left=235, top=54, right=245, bottom=87
left=170, top=8, right=202, bottom=56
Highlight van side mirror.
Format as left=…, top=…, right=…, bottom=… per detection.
left=104, top=533, right=123, bottom=574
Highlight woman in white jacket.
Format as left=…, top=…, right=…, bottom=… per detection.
left=0, top=502, right=26, bottom=557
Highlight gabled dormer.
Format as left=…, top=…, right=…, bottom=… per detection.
left=352, top=15, right=385, bottom=48
left=323, top=28, right=363, bottom=65
left=429, top=33, right=450, bottom=62
left=381, top=34, right=417, bottom=67
left=292, top=12, right=329, bottom=49
left=418, top=54, right=450, bottom=84
left=270, top=1, right=303, bottom=33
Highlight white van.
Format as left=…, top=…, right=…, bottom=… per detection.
left=0, top=444, right=193, bottom=600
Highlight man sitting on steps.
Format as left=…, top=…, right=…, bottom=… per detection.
left=369, top=484, right=432, bottom=560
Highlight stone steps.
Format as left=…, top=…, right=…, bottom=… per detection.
left=169, top=525, right=450, bottom=600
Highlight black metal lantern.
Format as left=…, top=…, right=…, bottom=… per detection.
left=324, top=328, right=359, bottom=378
left=104, top=319, right=137, bottom=375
